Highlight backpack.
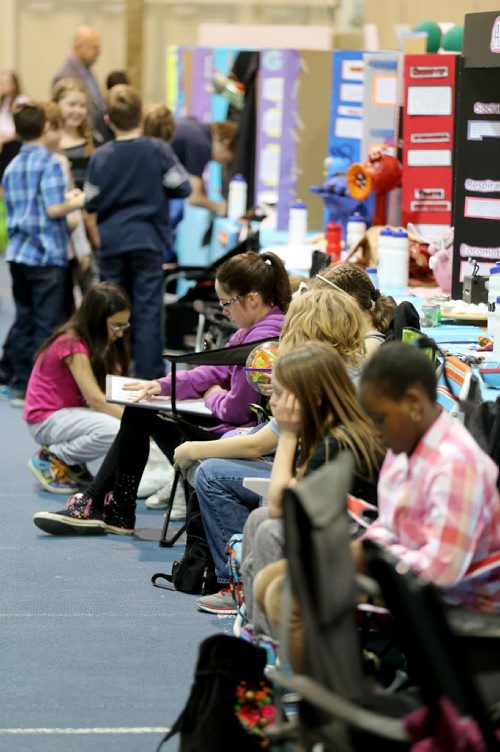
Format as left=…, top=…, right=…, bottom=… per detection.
left=151, top=489, right=218, bottom=596
left=157, top=634, right=275, bottom=751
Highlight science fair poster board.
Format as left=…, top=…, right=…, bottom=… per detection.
left=401, top=53, right=457, bottom=232
left=452, top=11, right=500, bottom=298
left=254, top=49, right=302, bottom=232
left=361, top=52, right=399, bottom=159
left=328, top=50, right=364, bottom=175
left=254, top=49, right=332, bottom=232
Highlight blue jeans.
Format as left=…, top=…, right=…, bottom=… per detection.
left=8, top=262, right=66, bottom=390
left=195, top=457, right=273, bottom=582
left=99, top=249, right=164, bottom=379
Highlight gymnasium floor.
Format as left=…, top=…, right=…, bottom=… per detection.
left=0, top=257, right=229, bottom=751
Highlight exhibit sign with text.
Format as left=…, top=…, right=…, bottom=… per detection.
left=452, top=12, right=500, bottom=297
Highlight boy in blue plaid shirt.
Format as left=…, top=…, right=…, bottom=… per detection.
left=2, top=102, right=84, bottom=400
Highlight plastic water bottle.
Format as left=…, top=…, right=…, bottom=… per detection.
left=227, top=174, right=247, bottom=221
left=325, top=221, right=342, bottom=261
left=288, top=200, right=308, bottom=246
left=346, top=214, right=367, bottom=254
left=377, top=227, right=409, bottom=291
left=487, top=263, right=500, bottom=337
left=494, top=296, right=500, bottom=358
left=366, top=267, right=379, bottom=290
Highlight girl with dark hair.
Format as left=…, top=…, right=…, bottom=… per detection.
left=33, top=251, right=290, bottom=535
left=357, top=342, right=500, bottom=613
left=312, top=262, right=396, bottom=356
left=25, top=282, right=131, bottom=494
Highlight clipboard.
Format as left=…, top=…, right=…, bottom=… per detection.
left=105, top=375, right=212, bottom=418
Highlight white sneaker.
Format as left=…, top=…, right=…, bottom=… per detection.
left=145, top=481, right=171, bottom=509
left=137, top=444, right=174, bottom=498
left=145, top=479, right=186, bottom=520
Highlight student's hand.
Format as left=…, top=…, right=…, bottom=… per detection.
left=174, top=442, right=195, bottom=472
left=66, top=188, right=85, bottom=210
left=204, top=385, right=226, bottom=399
left=78, top=255, right=91, bottom=273
left=123, top=380, right=162, bottom=402
left=273, top=389, right=302, bottom=437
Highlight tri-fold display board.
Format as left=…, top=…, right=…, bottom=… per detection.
left=401, top=53, right=457, bottom=233
left=452, top=11, right=500, bottom=298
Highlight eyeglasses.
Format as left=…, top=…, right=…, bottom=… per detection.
left=219, top=295, right=241, bottom=310
left=108, top=322, right=131, bottom=332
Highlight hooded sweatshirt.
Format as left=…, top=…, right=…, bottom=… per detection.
left=157, top=305, right=284, bottom=433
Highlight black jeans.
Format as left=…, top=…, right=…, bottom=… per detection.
left=99, top=249, right=164, bottom=379
left=87, top=406, right=219, bottom=509
left=8, top=262, right=66, bottom=390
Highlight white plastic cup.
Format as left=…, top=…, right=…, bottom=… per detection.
left=227, top=174, right=247, bottom=221
left=288, top=200, right=308, bottom=246
left=487, top=263, right=500, bottom=337
left=377, top=227, right=409, bottom=291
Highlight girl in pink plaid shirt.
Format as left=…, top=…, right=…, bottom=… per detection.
left=358, top=342, right=500, bottom=613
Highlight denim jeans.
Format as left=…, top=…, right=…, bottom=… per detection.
left=9, top=262, right=66, bottom=390
left=99, top=249, right=164, bottom=379
left=194, top=457, right=273, bottom=582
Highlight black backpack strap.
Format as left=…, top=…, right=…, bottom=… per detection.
left=151, top=572, right=176, bottom=591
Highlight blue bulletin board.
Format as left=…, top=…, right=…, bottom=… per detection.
left=328, top=51, right=364, bottom=176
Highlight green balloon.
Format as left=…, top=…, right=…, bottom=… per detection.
left=442, top=25, right=464, bottom=52
left=414, top=20, right=442, bottom=52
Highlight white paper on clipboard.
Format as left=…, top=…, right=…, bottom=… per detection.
left=407, top=86, right=452, bottom=116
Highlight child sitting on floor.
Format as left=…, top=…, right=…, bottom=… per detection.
left=25, top=282, right=130, bottom=493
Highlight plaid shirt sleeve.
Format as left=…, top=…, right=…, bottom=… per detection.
left=363, top=460, right=485, bottom=587
left=40, top=158, right=67, bottom=210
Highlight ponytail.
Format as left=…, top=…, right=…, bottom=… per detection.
left=216, top=251, right=292, bottom=313
left=371, top=291, right=396, bottom=335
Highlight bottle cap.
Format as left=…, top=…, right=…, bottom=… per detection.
left=496, top=295, right=500, bottom=304
left=291, top=200, right=306, bottom=209
left=490, top=265, right=500, bottom=274
left=393, top=228, right=408, bottom=238
left=366, top=267, right=377, bottom=273
left=231, top=174, right=246, bottom=183
left=380, top=227, right=393, bottom=236
left=347, top=214, right=366, bottom=223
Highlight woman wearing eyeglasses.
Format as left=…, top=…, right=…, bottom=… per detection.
left=32, top=251, right=290, bottom=535
left=24, top=282, right=131, bottom=494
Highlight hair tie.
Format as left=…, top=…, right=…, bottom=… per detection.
left=372, top=288, right=381, bottom=301
left=264, top=258, right=272, bottom=266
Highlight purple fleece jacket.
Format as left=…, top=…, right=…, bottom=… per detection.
left=157, top=306, right=284, bottom=433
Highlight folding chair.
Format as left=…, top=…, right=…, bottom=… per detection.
left=363, top=541, right=500, bottom=750
left=267, top=456, right=413, bottom=750
left=158, top=335, right=279, bottom=547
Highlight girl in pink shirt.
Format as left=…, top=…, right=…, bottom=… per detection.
left=25, top=282, right=130, bottom=493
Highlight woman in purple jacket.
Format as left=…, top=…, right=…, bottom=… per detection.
left=33, top=251, right=290, bottom=536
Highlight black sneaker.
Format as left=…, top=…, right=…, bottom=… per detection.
left=33, top=493, right=106, bottom=535
left=103, top=491, right=135, bottom=535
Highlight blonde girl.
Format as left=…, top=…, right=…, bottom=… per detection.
left=312, top=262, right=395, bottom=356
left=52, top=78, right=94, bottom=189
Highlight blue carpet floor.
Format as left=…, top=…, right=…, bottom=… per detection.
left=0, top=258, right=230, bottom=751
